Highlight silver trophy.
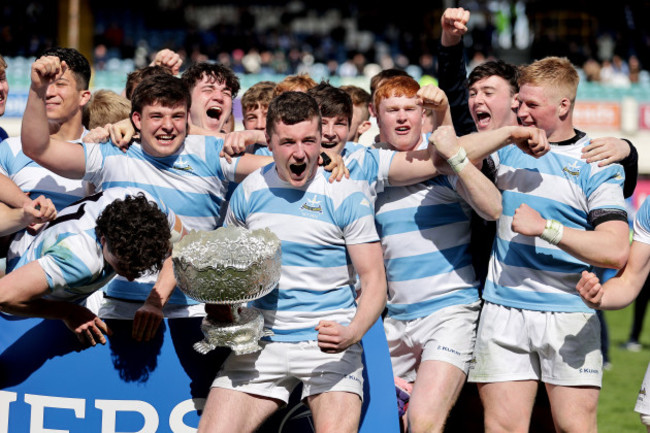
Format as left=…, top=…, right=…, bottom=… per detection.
left=172, top=226, right=281, bottom=355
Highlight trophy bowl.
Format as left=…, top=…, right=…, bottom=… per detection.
left=172, top=226, right=282, bottom=355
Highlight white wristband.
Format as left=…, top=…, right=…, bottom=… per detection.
left=540, top=219, right=564, bottom=245
left=447, top=147, right=469, bottom=173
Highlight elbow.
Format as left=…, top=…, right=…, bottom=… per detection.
left=608, top=245, right=630, bottom=270
left=487, top=202, right=503, bottom=221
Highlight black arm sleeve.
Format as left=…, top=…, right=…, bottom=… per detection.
left=619, top=138, right=638, bottom=198
left=437, top=41, right=477, bottom=137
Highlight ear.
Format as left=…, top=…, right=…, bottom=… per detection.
left=357, top=120, right=372, bottom=136
left=132, top=111, right=142, bottom=132
left=265, top=133, right=272, bottom=151
left=510, top=93, right=519, bottom=111
left=558, top=97, right=571, bottom=117
left=79, top=89, right=92, bottom=107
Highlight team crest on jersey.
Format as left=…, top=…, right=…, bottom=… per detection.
left=300, top=195, right=323, bottom=216
left=173, top=157, right=193, bottom=172
left=562, top=161, right=581, bottom=176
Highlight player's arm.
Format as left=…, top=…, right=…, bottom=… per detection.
left=577, top=240, right=650, bottom=310
left=0, top=261, right=110, bottom=345
left=132, top=214, right=187, bottom=342
left=0, top=196, right=57, bottom=236
left=316, top=241, right=387, bottom=353
left=433, top=126, right=502, bottom=220
left=0, top=173, right=31, bottom=208
left=21, top=56, right=86, bottom=178
left=512, top=204, right=629, bottom=269
left=459, top=125, right=550, bottom=162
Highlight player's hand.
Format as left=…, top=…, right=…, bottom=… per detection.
left=441, top=7, right=470, bottom=46
left=510, top=126, right=549, bottom=158
left=31, top=56, right=67, bottom=94
left=150, top=48, right=183, bottom=75
left=428, top=125, right=459, bottom=160
left=108, top=118, right=136, bottom=152
left=83, top=126, right=111, bottom=144
left=220, top=130, right=266, bottom=162
left=322, top=150, right=349, bottom=183
left=23, top=195, right=57, bottom=226
left=581, top=137, right=631, bottom=167
left=576, top=270, right=604, bottom=309
left=64, top=307, right=112, bottom=346
left=417, top=85, right=449, bottom=114
left=132, top=302, right=164, bottom=342
left=511, top=203, right=546, bottom=237
left=315, top=320, right=358, bottom=353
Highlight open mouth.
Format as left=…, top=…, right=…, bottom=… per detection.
left=395, top=126, right=410, bottom=134
left=321, top=141, right=337, bottom=149
left=290, top=163, right=306, bottom=176
left=475, top=112, right=491, bottom=128
left=156, top=134, right=175, bottom=143
left=206, top=106, right=222, bottom=120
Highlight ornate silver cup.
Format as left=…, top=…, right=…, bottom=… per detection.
left=172, top=226, right=281, bottom=355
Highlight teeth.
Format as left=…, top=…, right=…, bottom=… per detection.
left=158, top=135, right=174, bottom=140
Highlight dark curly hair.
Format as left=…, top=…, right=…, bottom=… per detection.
left=95, top=194, right=171, bottom=281
left=40, top=47, right=91, bottom=90
left=181, top=62, right=240, bottom=98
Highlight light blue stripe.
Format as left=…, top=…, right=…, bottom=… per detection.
left=385, top=244, right=472, bottom=282
left=101, top=181, right=222, bottom=218
left=483, top=280, right=594, bottom=313
left=499, top=146, right=585, bottom=185
left=494, top=237, right=589, bottom=274
left=376, top=203, right=468, bottom=237
left=253, top=287, right=356, bottom=312
left=387, top=288, right=479, bottom=320
left=262, top=327, right=318, bottom=341
left=586, top=165, right=625, bottom=196
left=501, top=190, right=588, bottom=228
left=247, top=188, right=334, bottom=220
left=281, top=240, right=349, bottom=268
left=105, top=279, right=199, bottom=305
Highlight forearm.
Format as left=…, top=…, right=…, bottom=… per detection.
left=21, top=86, right=51, bottom=160
left=620, top=139, right=638, bottom=198
left=348, top=271, right=387, bottom=343
left=455, top=164, right=502, bottom=221
left=0, top=174, right=30, bottom=208
left=0, top=204, right=30, bottom=236
left=388, top=148, right=440, bottom=186
left=1, top=296, right=82, bottom=321
left=437, top=42, right=477, bottom=137
left=557, top=223, right=629, bottom=269
left=458, top=126, right=517, bottom=162
left=145, top=257, right=177, bottom=309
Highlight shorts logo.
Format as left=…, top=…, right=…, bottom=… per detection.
left=345, top=374, right=362, bottom=385
left=578, top=368, right=599, bottom=374
left=300, top=195, right=323, bottom=216
left=563, top=161, right=581, bottom=176
left=437, top=345, right=461, bottom=356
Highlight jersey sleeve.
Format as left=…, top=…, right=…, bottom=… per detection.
left=585, top=163, right=626, bottom=212
left=634, top=198, right=650, bottom=245
left=82, top=142, right=106, bottom=187
left=335, top=191, right=379, bottom=245
left=223, top=183, right=249, bottom=228
left=37, top=233, right=104, bottom=292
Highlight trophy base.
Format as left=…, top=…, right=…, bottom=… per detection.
left=194, top=306, right=273, bottom=356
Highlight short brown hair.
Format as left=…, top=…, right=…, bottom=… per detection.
left=125, top=65, right=173, bottom=100
left=340, top=85, right=371, bottom=122
left=273, top=74, right=317, bottom=97
left=519, top=56, right=579, bottom=104
left=0, top=54, right=6, bottom=71
left=241, top=81, right=276, bottom=113
left=83, top=90, right=131, bottom=129
left=266, top=92, right=321, bottom=138
left=130, top=74, right=190, bottom=120
left=373, top=75, right=420, bottom=110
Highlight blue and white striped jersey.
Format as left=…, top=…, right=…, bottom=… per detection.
left=484, top=133, right=626, bottom=313
left=13, top=187, right=176, bottom=304
left=83, top=135, right=239, bottom=304
left=225, top=164, right=378, bottom=342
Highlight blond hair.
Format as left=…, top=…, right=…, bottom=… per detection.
left=83, top=90, right=132, bottom=129
left=273, top=74, right=317, bottom=97
left=519, top=57, right=579, bottom=104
